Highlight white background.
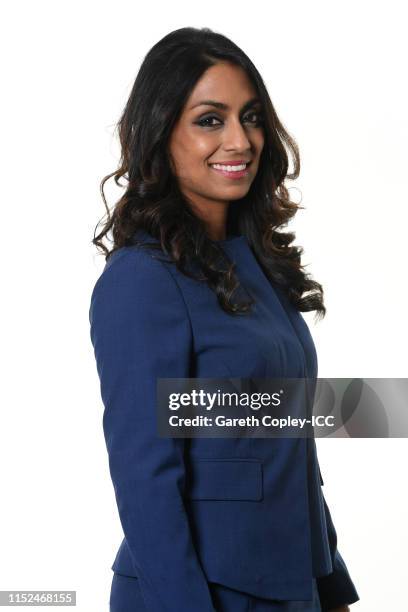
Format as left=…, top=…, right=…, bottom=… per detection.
left=1, top=1, right=407, bottom=610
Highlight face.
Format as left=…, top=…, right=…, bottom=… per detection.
left=168, top=62, right=265, bottom=228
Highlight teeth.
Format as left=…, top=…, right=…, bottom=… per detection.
left=211, top=163, right=247, bottom=172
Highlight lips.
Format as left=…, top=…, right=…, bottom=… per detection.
left=209, top=161, right=251, bottom=180
left=209, top=160, right=252, bottom=166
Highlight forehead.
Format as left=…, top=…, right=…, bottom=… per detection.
left=185, top=62, right=258, bottom=110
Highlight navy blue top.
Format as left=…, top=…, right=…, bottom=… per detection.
left=193, top=233, right=331, bottom=577
left=89, top=228, right=359, bottom=611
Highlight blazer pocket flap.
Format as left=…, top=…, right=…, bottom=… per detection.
left=186, top=458, right=263, bottom=501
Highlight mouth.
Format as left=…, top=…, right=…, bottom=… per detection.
left=208, top=160, right=252, bottom=180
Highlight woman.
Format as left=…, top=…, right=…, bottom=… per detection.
left=89, top=27, right=359, bottom=612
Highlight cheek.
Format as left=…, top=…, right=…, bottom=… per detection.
left=177, top=137, right=215, bottom=175
left=254, top=131, right=265, bottom=153
left=189, top=134, right=215, bottom=160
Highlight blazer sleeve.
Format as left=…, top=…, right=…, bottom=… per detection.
left=316, top=472, right=360, bottom=610
left=89, top=248, right=216, bottom=612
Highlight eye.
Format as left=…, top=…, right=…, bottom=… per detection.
left=195, top=111, right=264, bottom=129
left=196, top=115, right=222, bottom=128
left=243, top=110, right=264, bottom=125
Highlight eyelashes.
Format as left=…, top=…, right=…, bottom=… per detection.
left=195, top=111, right=264, bottom=128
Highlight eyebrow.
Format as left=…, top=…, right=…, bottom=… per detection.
left=189, top=97, right=261, bottom=112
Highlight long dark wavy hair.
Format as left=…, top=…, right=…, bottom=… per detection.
left=92, top=26, right=326, bottom=320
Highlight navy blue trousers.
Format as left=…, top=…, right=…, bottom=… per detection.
left=109, top=573, right=322, bottom=612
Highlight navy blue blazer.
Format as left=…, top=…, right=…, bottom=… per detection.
left=89, top=229, right=359, bottom=612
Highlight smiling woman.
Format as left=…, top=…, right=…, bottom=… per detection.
left=92, top=26, right=326, bottom=319
left=168, top=62, right=265, bottom=223
left=90, top=26, right=359, bottom=612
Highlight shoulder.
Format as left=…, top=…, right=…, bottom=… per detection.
left=89, top=243, right=193, bottom=348
left=89, top=243, right=185, bottom=324
left=91, top=244, right=172, bottom=297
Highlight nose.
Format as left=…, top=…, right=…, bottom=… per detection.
left=222, top=116, right=252, bottom=153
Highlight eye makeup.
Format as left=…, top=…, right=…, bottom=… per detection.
left=194, top=110, right=264, bottom=128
